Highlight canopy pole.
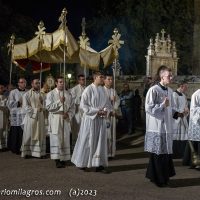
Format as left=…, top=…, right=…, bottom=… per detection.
left=108, top=28, right=124, bottom=157
left=35, top=21, right=46, bottom=92
left=111, top=59, right=117, bottom=157
left=112, top=59, right=116, bottom=97
left=9, top=57, right=13, bottom=86
left=63, top=14, right=67, bottom=148
left=84, top=66, right=87, bottom=86
left=108, top=27, right=124, bottom=103
left=79, top=17, right=89, bottom=87
left=59, top=8, right=68, bottom=148
left=7, top=34, right=15, bottom=86
left=39, top=62, right=43, bottom=91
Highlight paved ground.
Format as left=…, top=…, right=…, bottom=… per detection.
left=1, top=130, right=200, bottom=200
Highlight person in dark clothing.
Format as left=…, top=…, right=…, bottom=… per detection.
left=119, top=83, right=135, bottom=135
left=134, top=89, right=142, bottom=125
left=143, top=76, right=152, bottom=98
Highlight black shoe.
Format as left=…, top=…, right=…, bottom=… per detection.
left=96, top=166, right=110, bottom=174
left=55, top=160, right=65, bottom=168
left=60, top=161, right=66, bottom=167
left=156, top=182, right=168, bottom=187
left=79, top=167, right=91, bottom=172
left=101, top=169, right=111, bottom=174
left=40, top=155, right=47, bottom=159
left=79, top=167, right=86, bottom=171
left=24, top=155, right=32, bottom=159
left=0, top=148, right=9, bottom=152
left=96, top=166, right=104, bottom=172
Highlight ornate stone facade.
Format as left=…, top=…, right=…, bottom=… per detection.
left=146, top=29, right=179, bottom=77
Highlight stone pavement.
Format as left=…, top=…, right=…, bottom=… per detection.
left=1, top=130, right=200, bottom=200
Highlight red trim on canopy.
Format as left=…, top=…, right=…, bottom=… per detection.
left=15, top=59, right=51, bottom=74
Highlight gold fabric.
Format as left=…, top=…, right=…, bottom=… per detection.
left=14, top=43, right=27, bottom=60
left=79, top=47, right=100, bottom=70
left=100, top=45, right=117, bottom=68
left=13, top=27, right=79, bottom=63
left=13, top=27, right=118, bottom=68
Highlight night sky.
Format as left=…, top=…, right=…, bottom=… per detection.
left=2, top=0, right=94, bottom=37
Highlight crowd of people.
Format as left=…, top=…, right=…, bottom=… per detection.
left=0, top=67, right=199, bottom=186
left=0, top=72, right=124, bottom=173
left=144, top=65, right=200, bottom=187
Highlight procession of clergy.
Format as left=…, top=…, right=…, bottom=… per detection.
left=0, top=68, right=199, bottom=183
left=0, top=72, right=120, bottom=172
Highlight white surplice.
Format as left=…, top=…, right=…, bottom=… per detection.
left=71, top=83, right=113, bottom=168
left=21, top=89, right=46, bottom=157
left=46, top=88, right=75, bottom=161
left=104, top=86, right=120, bottom=158
left=172, top=91, right=188, bottom=140
left=144, top=84, right=175, bottom=155
left=188, top=89, right=200, bottom=141
left=6, top=88, right=27, bottom=127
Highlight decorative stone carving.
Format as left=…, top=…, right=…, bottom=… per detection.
left=146, top=29, right=179, bottom=77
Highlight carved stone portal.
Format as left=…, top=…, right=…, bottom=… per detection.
left=145, top=29, right=179, bottom=77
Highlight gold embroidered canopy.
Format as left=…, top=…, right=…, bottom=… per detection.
left=12, top=8, right=121, bottom=72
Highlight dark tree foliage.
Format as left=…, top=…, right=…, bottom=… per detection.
left=87, top=0, right=194, bottom=75
left=0, top=0, right=37, bottom=85
left=0, top=0, right=195, bottom=81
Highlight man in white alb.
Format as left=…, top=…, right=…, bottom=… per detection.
left=46, top=76, right=75, bottom=168
left=70, top=74, right=85, bottom=149
left=21, top=78, right=46, bottom=158
left=71, top=71, right=113, bottom=173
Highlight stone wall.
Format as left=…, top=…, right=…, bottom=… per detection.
left=115, top=75, right=200, bottom=100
